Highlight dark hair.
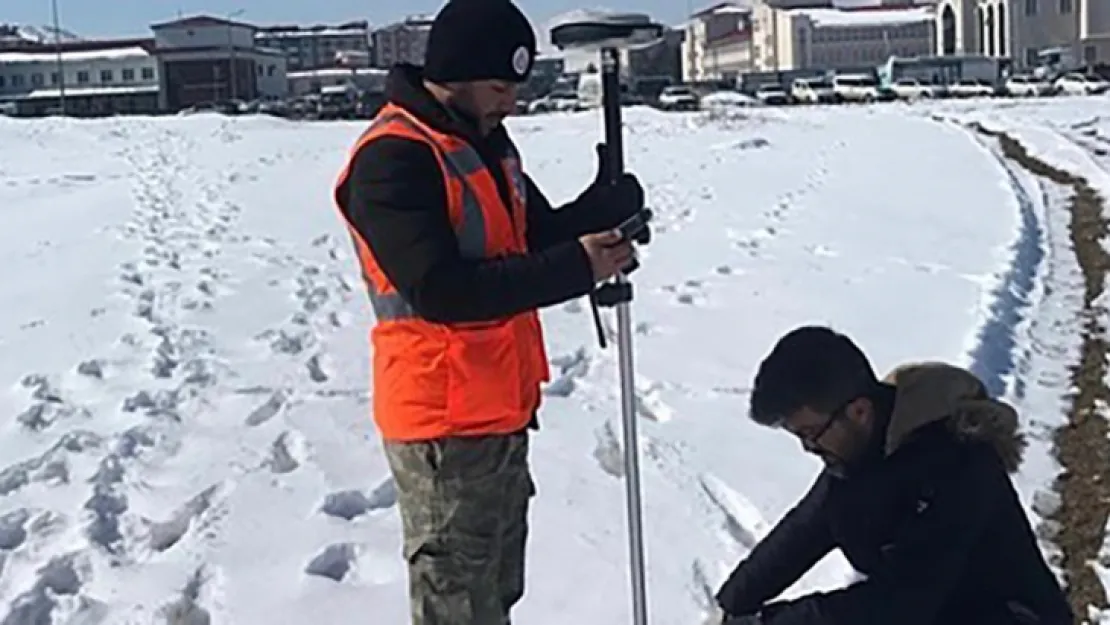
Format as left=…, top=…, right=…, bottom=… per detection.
left=749, top=325, right=877, bottom=427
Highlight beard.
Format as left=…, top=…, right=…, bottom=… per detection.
left=818, top=421, right=875, bottom=478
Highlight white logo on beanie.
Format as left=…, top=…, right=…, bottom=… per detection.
left=512, top=46, right=530, bottom=77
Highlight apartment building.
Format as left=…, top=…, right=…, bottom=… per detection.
left=750, top=1, right=935, bottom=71
left=254, top=21, right=371, bottom=71
left=371, top=15, right=433, bottom=67
left=937, top=0, right=1110, bottom=67
left=682, top=2, right=754, bottom=83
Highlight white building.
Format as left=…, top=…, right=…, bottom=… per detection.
left=936, top=0, right=1110, bottom=67
left=750, top=2, right=935, bottom=71
left=371, top=15, right=433, bottom=67
left=682, top=2, right=754, bottom=83
left=0, top=40, right=160, bottom=116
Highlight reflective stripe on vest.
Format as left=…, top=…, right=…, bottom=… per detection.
left=334, top=103, right=549, bottom=441
left=354, top=111, right=504, bottom=322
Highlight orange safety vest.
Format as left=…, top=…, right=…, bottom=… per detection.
left=333, top=103, right=550, bottom=442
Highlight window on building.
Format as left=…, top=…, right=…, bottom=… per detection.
left=77, top=70, right=89, bottom=83
left=31, top=73, right=43, bottom=86
left=1025, top=47, right=1039, bottom=65
left=1085, top=45, right=1096, bottom=63
left=50, top=72, right=58, bottom=84
left=1025, top=0, right=1037, bottom=15
left=0, top=75, right=7, bottom=88
left=268, top=65, right=276, bottom=76
left=122, top=68, right=134, bottom=81
left=141, top=67, right=154, bottom=80
left=1059, top=0, right=1072, bottom=12
left=11, top=74, right=24, bottom=86
left=100, top=69, right=113, bottom=82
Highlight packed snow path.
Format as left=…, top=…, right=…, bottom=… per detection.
left=0, top=102, right=1106, bottom=624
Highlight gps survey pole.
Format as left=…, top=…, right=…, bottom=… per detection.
left=551, top=12, right=663, bottom=625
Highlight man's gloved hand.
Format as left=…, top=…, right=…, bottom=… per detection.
left=584, top=143, right=646, bottom=226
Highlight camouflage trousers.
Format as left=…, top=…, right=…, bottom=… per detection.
left=384, top=431, right=535, bottom=625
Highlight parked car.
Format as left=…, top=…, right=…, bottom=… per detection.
left=755, top=84, right=790, bottom=105
left=1005, top=74, right=1054, bottom=97
left=889, top=78, right=941, bottom=100
left=527, top=91, right=582, bottom=114
left=832, top=74, right=881, bottom=102
left=1053, top=72, right=1110, bottom=95
left=947, top=79, right=996, bottom=98
left=699, top=90, right=759, bottom=110
left=791, top=78, right=837, bottom=104
left=657, top=85, right=700, bottom=111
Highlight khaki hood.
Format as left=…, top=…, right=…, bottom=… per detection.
left=881, top=362, right=1026, bottom=473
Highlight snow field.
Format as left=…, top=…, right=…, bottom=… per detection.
left=0, top=98, right=1107, bottom=623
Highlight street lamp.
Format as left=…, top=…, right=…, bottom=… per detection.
left=50, top=0, right=65, bottom=114
left=227, top=8, right=245, bottom=101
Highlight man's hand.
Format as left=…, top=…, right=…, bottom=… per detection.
left=579, top=229, right=634, bottom=282
left=587, top=143, right=647, bottom=228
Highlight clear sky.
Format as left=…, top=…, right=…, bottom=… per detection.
left=8, top=1, right=696, bottom=41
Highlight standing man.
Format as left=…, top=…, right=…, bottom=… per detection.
left=709, top=326, right=1073, bottom=625
left=332, top=0, right=647, bottom=623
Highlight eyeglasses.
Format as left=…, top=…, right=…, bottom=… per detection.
left=786, top=397, right=855, bottom=445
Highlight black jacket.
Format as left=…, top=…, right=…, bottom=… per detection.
left=717, top=364, right=1073, bottom=625
left=334, top=64, right=635, bottom=324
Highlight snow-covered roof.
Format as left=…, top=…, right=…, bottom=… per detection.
left=0, top=45, right=151, bottom=64
left=790, top=7, right=933, bottom=27
left=286, top=67, right=387, bottom=79
left=255, top=28, right=368, bottom=39
left=20, top=84, right=158, bottom=99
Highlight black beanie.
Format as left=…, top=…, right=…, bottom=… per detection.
left=423, top=0, right=537, bottom=84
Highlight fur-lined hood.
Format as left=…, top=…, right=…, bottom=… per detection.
left=882, top=362, right=1026, bottom=473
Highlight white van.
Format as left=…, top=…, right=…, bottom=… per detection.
left=832, top=74, right=880, bottom=102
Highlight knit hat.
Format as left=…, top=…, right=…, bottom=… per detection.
left=423, top=0, right=537, bottom=84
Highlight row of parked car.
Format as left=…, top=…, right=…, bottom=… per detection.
left=747, top=70, right=1110, bottom=106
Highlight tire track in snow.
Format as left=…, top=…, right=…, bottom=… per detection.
left=955, top=121, right=1046, bottom=399
left=969, top=123, right=1110, bottom=620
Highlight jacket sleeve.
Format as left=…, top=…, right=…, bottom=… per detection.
left=525, top=174, right=635, bottom=250
left=759, top=450, right=1007, bottom=625
left=341, top=136, right=595, bottom=323
left=715, top=473, right=837, bottom=617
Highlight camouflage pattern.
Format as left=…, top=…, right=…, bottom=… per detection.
left=384, top=432, right=535, bottom=625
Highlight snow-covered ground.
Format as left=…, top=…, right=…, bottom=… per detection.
left=0, top=97, right=1108, bottom=624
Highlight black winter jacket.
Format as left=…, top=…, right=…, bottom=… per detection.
left=334, top=64, right=635, bottom=324
left=716, top=363, right=1073, bottom=625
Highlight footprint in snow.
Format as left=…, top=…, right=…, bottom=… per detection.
left=1, top=554, right=85, bottom=625
left=157, top=567, right=211, bottom=625
left=147, top=483, right=223, bottom=552
left=320, top=477, right=398, bottom=521
left=592, top=421, right=624, bottom=479
left=306, top=353, right=329, bottom=383
left=245, top=389, right=289, bottom=427
left=266, top=431, right=306, bottom=474
left=305, top=542, right=359, bottom=582
left=634, top=378, right=674, bottom=423
left=543, top=347, right=591, bottom=398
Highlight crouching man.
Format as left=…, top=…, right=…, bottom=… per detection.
left=710, top=325, right=1073, bottom=625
